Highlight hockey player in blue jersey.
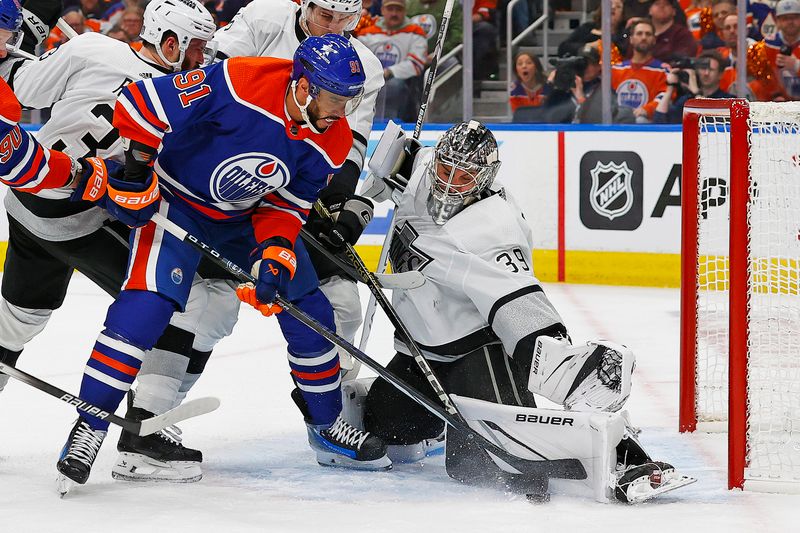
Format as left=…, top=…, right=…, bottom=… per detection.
left=55, top=33, right=391, bottom=491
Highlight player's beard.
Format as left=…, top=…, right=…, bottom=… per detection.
left=305, top=101, right=339, bottom=132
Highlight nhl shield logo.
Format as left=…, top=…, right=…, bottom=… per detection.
left=579, top=151, right=643, bottom=231
left=588, top=161, right=634, bottom=220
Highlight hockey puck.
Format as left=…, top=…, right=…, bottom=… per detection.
left=526, top=492, right=550, bottom=504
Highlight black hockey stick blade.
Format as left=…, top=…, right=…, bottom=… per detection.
left=299, top=228, right=424, bottom=290
left=0, top=362, right=220, bottom=436
left=149, top=213, right=586, bottom=480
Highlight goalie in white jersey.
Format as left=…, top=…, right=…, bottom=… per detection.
left=353, top=121, right=696, bottom=503
left=213, top=0, right=384, bottom=367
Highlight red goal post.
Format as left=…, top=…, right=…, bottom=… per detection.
left=680, top=98, right=800, bottom=492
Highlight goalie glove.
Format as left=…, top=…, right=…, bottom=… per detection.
left=361, top=120, right=421, bottom=203
left=307, top=189, right=373, bottom=251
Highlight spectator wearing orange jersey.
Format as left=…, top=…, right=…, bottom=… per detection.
left=716, top=13, right=782, bottom=100
left=650, top=0, right=698, bottom=61
left=764, top=0, right=800, bottom=98
left=611, top=19, right=668, bottom=122
left=685, top=0, right=712, bottom=40
left=358, top=0, right=428, bottom=121
left=509, top=51, right=546, bottom=112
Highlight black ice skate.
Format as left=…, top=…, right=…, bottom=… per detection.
left=113, top=406, right=203, bottom=482
left=56, top=417, right=107, bottom=495
left=307, top=414, right=392, bottom=471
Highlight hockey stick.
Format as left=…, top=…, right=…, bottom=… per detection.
left=299, top=228, right=424, bottom=290
left=357, top=0, right=456, bottom=352
left=6, top=43, right=37, bottom=61
left=0, top=362, right=220, bottom=436
left=56, top=17, right=79, bottom=40
left=150, top=212, right=586, bottom=480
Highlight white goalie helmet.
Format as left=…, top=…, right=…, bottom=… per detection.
left=300, top=0, right=363, bottom=33
left=427, top=120, right=501, bottom=225
left=140, top=0, right=217, bottom=71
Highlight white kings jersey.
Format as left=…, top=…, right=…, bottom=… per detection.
left=0, top=33, right=172, bottom=241
left=212, top=0, right=384, bottom=170
left=388, top=148, right=565, bottom=362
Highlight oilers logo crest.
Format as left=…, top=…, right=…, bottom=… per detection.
left=210, top=152, right=290, bottom=203
left=411, top=14, right=438, bottom=40
left=375, top=42, right=402, bottom=69
left=616, top=79, right=649, bottom=109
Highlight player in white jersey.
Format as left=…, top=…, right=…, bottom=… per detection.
left=0, top=0, right=224, bottom=484
left=214, top=0, right=384, bottom=366
left=353, top=121, right=695, bottom=502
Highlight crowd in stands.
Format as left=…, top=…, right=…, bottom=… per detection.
left=32, top=0, right=800, bottom=124
left=512, top=0, right=800, bottom=123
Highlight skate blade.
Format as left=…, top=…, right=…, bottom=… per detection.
left=112, top=452, right=202, bottom=483
left=316, top=453, right=392, bottom=472
left=626, top=475, right=697, bottom=504
left=56, top=474, right=75, bottom=498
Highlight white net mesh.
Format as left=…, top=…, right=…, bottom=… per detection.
left=695, top=114, right=732, bottom=427
left=694, top=103, right=800, bottom=485
left=744, top=103, right=800, bottom=484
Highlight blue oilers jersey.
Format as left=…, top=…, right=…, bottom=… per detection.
left=113, top=56, right=353, bottom=243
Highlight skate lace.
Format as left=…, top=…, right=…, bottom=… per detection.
left=158, top=425, right=184, bottom=446
left=65, top=421, right=105, bottom=466
left=324, top=416, right=369, bottom=449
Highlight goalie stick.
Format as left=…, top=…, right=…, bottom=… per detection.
left=150, top=212, right=586, bottom=481
left=0, top=362, right=220, bottom=436
left=299, top=228, right=424, bottom=290
left=357, top=0, right=456, bottom=352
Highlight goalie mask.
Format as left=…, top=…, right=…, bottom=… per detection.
left=427, top=121, right=501, bottom=225
left=301, top=0, right=363, bottom=35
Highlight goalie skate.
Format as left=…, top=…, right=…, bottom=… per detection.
left=615, top=461, right=697, bottom=503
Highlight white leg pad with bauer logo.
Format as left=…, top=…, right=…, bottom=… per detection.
left=528, top=336, right=635, bottom=412
left=451, top=394, right=628, bottom=502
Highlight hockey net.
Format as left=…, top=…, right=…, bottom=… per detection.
left=680, top=99, right=800, bottom=492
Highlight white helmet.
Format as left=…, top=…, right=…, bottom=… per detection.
left=300, top=0, right=363, bottom=33
left=140, top=0, right=217, bottom=71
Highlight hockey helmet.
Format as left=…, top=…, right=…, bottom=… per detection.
left=301, top=0, right=362, bottom=33
left=0, top=0, right=23, bottom=53
left=140, top=0, right=217, bottom=71
left=427, top=121, right=501, bottom=225
left=292, top=33, right=365, bottom=99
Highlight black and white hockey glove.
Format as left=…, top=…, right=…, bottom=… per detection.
left=306, top=190, right=374, bottom=251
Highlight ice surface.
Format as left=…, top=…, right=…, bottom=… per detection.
left=1, top=275, right=796, bottom=532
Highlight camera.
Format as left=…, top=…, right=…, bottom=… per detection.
left=780, top=44, right=794, bottom=56
left=549, top=55, right=589, bottom=92
left=669, top=57, right=711, bottom=84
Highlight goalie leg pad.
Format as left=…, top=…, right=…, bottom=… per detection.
left=450, top=394, right=627, bottom=502
left=528, top=336, right=635, bottom=412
